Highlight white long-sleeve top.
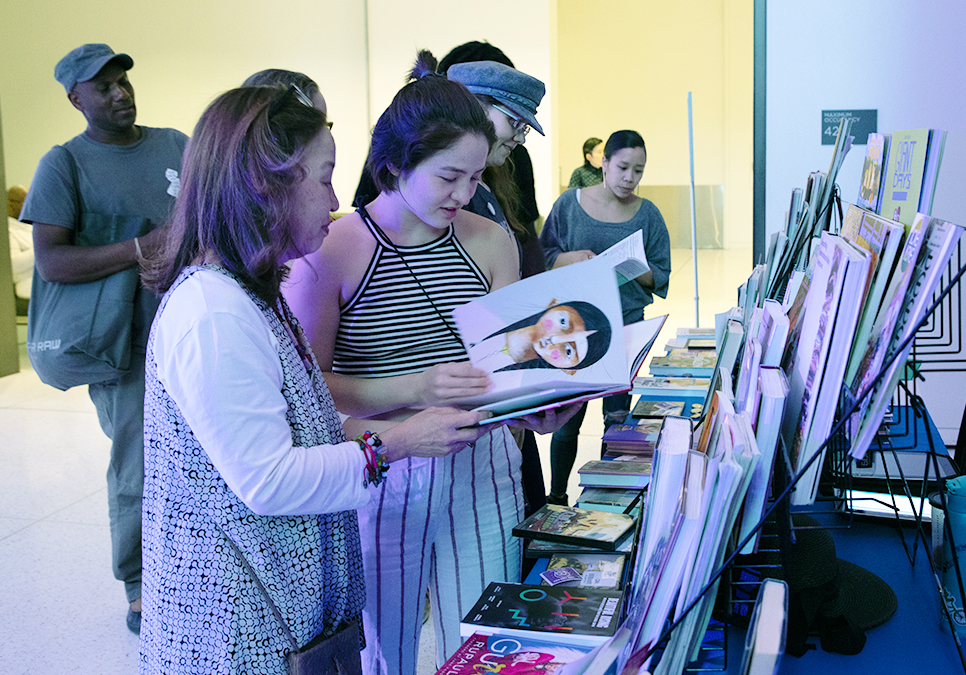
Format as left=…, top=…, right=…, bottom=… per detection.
left=151, top=268, right=369, bottom=516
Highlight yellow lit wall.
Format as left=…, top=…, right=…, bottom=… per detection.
left=0, top=0, right=371, bottom=211
left=0, top=1, right=748, bottom=247
left=555, top=0, right=753, bottom=248
left=0, top=1, right=556, bottom=221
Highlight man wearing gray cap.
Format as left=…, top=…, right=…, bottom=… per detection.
left=19, top=43, right=187, bottom=635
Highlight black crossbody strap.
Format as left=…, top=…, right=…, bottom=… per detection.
left=218, top=529, right=301, bottom=652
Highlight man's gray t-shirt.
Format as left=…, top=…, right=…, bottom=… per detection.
left=21, top=126, right=188, bottom=348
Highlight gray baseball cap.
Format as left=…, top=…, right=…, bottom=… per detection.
left=448, top=60, right=545, bottom=136
left=55, top=44, right=134, bottom=93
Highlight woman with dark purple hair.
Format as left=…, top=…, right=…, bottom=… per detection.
left=286, top=51, right=575, bottom=674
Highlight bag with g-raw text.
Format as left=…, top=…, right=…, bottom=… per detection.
left=26, top=261, right=139, bottom=391
left=25, top=144, right=149, bottom=391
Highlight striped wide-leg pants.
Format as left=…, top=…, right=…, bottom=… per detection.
left=358, top=425, right=524, bottom=675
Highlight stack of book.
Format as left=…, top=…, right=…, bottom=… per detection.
left=601, top=418, right=662, bottom=459
left=577, top=459, right=651, bottom=490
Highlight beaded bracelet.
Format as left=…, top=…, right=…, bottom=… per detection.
left=355, top=430, right=390, bottom=487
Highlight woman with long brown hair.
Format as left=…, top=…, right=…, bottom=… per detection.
left=139, top=83, right=484, bottom=674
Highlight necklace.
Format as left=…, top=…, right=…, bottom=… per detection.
left=359, top=206, right=466, bottom=350
left=272, top=298, right=316, bottom=379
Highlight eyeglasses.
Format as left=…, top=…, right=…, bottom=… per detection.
left=268, top=85, right=333, bottom=129
left=492, top=103, right=530, bottom=136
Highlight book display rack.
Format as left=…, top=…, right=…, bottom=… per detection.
left=650, top=262, right=966, bottom=673
left=625, top=121, right=965, bottom=673
left=455, top=122, right=964, bottom=674
left=732, top=124, right=966, bottom=671
left=796, top=239, right=966, bottom=670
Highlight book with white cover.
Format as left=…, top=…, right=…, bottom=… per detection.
left=451, top=255, right=666, bottom=421
left=850, top=214, right=963, bottom=460
left=657, top=411, right=758, bottom=675
left=636, top=416, right=692, bottom=573
left=738, top=366, right=788, bottom=555
left=781, top=233, right=870, bottom=505
left=597, top=229, right=650, bottom=283
left=918, top=128, right=946, bottom=216
left=734, top=336, right=762, bottom=418
left=617, top=416, right=692, bottom=668
left=741, top=265, right=765, bottom=322
left=677, top=326, right=716, bottom=337
left=739, top=579, right=788, bottom=675
left=796, top=238, right=870, bottom=504
left=759, top=300, right=789, bottom=368
left=779, top=232, right=846, bottom=463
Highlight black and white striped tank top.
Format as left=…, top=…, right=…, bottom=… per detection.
left=332, top=208, right=490, bottom=378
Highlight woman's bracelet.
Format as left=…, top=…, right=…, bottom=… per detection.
left=355, top=430, right=389, bottom=487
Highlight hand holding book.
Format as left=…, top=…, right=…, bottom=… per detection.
left=411, top=361, right=493, bottom=408
left=504, top=401, right=585, bottom=434
left=451, top=253, right=666, bottom=423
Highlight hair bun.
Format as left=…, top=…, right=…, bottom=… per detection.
left=409, top=49, right=440, bottom=82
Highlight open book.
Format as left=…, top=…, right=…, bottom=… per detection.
left=596, top=228, right=650, bottom=283
left=452, top=254, right=666, bottom=424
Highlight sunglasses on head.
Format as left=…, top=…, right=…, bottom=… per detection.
left=268, top=85, right=333, bottom=130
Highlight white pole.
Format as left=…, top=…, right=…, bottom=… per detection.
left=688, top=92, right=700, bottom=326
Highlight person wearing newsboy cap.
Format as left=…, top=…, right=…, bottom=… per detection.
left=445, top=59, right=545, bottom=266
left=18, top=44, right=188, bottom=635
left=447, top=60, right=545, bottom=193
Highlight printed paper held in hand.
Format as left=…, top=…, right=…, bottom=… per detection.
left=597, top=230, right=650, bottom=284
left=452, top=255, right=665, bottom=424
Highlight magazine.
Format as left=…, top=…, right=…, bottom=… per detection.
left=459, top=582, right=624, bottom=648
left=435, top=631, right=594, bottom=674
left=512, top=504, right=636, bottom=551
left=452, top=255, right=666, bottom=422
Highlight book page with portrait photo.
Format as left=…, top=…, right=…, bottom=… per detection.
left=452, top=256, right=663, bottom=417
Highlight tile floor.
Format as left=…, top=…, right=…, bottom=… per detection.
left=0, top=247, right=751, bottom=674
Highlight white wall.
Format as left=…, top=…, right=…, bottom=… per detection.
left=0, top=0, right=552, bottom=222
left=363, top=0, right=553, bottom=216
left=0, top=1, right=372, bottom=211
left=766, top=1, right=966, bottom=236
left=766, top=0, right=966, bottom=441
